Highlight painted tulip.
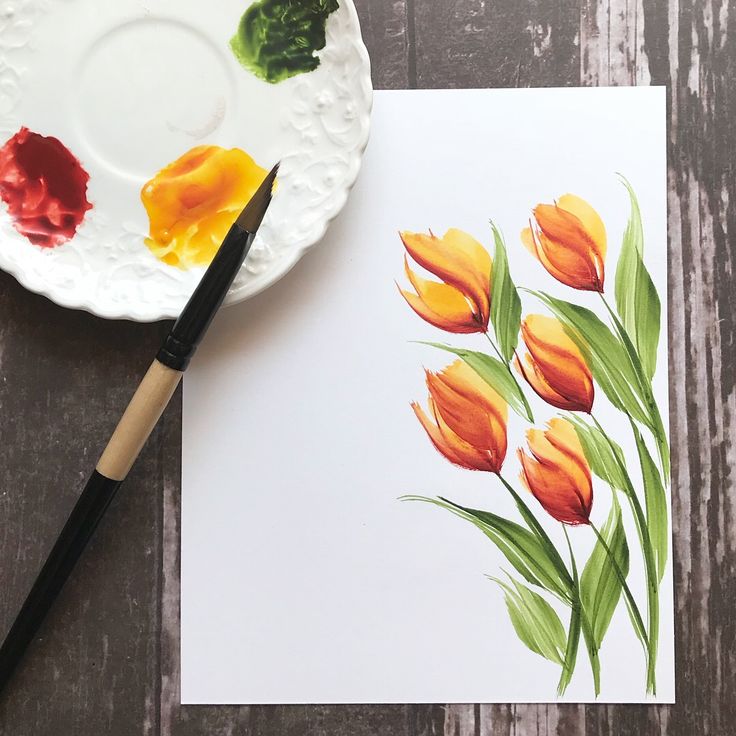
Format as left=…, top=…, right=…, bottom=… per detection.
left=412, top=360, right=507, bottom=473
left=515, top=314, right=594, bottom=413
left=518, top=418, right=593, bottom=525
left=399, top=228, right=491, bottom=333
left=521, top=194, right=606, bottom=292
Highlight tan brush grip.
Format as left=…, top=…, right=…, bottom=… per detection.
left=97, top=360, right=183, bottom=481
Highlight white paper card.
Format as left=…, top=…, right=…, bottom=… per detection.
left=182, top=88, right=673, bottom=704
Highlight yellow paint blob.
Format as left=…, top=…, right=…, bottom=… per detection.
left=141, top=145, right=268, bottom=269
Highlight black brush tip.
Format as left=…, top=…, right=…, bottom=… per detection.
left=236, top=163, right=279, bottom=233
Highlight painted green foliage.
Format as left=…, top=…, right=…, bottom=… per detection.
left=615, top=177, right=661, bottom=383
left=491, top=575, right=567, bottom=666
left=399, top=175, right=668, bottom=697
left=404, top=497, right=573, bottom=601
left=568, top=415, right=627, bottom=492
left=632, top=425, right=669, bottom=582
left=421, top=342, right=534, bottom=422
left=533, top=291, right=652, bottom=427
left=489, top=224, right=521, bottom=362
left=535, top=287, right=670, bottom=480
left=230, top=0, right=339, bottom=84
left=581, top=496, right=629, bottom=649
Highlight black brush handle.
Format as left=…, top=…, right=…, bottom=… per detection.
left=157, top=225, right=254, bottom=371
left=0, top=169, right=273, bottom=696
left=0, top=359, right=183, bottom=694
left=0, top=470, right=121, bottom=691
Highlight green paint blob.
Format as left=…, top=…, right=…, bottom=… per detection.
left=230, top=0, right=339, bottom=84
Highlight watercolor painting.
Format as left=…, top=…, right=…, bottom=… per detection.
left=399, top=177, right=668, bottom=697
left=0, top=127, right=92, bottom=247
left=230, top=0, right=339, bottom=83
left=141, top=145, right=269, bottom=269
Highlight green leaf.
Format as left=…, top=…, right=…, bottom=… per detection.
left=489, top=224, right=522, bottom=362
left=615, top=177, right=662, bottom=383
left=557, top=529, right=581, bottom=696
left=490, top=574, right=567, bottom=666
left=402, top=496, right=572, bottom=601
left=532, top=292, right=651, bottom=427
left=580, top=609, right=602, bottom=696
left=580, top=496, right=630, bottom=650
left=420, top=343, right=534, bottom=422
left=632, top=425, right=669, bottom=582
left=566, top=415, right=626, bottom=491
left=599, top=295, right=670, bottom=482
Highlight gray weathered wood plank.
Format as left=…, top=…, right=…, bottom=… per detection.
left=0, top=273, right=168, bottom=734
left=659, top=1, right=736, bottom=734
left=413, top=0, right=580, bottom=89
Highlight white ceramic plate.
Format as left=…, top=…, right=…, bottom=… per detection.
left=0, top=0, right=372, bottom=321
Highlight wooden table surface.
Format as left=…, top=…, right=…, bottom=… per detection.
left=0, top=1, right=732, bottom=734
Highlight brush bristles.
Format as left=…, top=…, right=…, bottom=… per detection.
left=236, top=163, right=279, bottom=233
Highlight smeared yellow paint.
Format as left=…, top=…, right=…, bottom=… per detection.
left=141, top=145, right=268, bottom=269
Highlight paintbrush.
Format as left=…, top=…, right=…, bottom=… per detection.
left=0, top=163, right=279, bottom=694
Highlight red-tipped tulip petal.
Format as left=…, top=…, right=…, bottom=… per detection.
left=522, top=194, right=606, bottom=292
left=518, top=419, right=593, bottom=525
left=399, top=229, right=491, bottom=333
left=516, top=314, right=594, bottom=413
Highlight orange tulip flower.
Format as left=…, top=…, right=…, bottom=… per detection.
left=515, top=314, right=594, bottom=413
left=399, top=228, right=491, bottom=333
left=412, top=360, right=507, bottom=473
left=521, top=194, right=606, bottom=292
left=518, top=418, right=593, bottom=525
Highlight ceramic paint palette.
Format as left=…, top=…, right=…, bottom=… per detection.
left=0, top=0, right=372, bottom=321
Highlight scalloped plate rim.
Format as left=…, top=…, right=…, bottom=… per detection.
left=0, top=0, right=373, bottom=323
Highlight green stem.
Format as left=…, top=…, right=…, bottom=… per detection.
left=484, top=333, right=535, bottom=422
left=598, top=294, right=670, bottom=482
left=588, top=521, right=649, bottom=650
left=497, top=474, right=600, bottom=693
left=484, top=331, right=507, bottom=363
left=497, top=474, right=572, bottom=591
left=591, top=414, right=658, bottom=695
left=580, top=610, right=601, bottom=697
left=626, top=417, right=660, bottom=694
left=557, top=527, right=582, bottom=696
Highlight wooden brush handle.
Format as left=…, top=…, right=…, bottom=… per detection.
left=97, top=360, right=183, bottom=481
left=0, top=196, right=270, bottom=693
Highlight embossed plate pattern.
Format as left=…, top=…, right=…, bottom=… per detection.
left=0, top=0, right=372, bottom=321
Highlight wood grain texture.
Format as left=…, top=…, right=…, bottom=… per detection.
left=0, top=0, right=733, bottom=733
left=0, top=273, right=168, bottom=735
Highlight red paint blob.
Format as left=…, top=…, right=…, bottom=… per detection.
left=0, top=127, right=92, bottom=247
